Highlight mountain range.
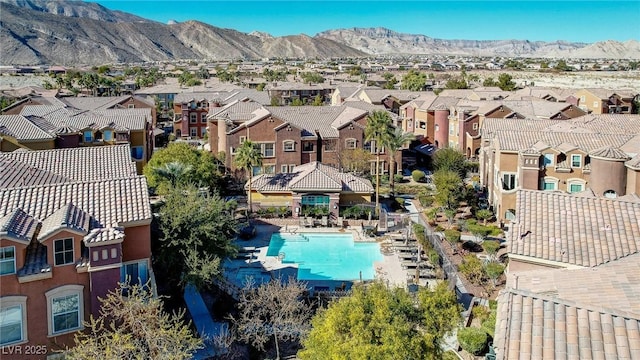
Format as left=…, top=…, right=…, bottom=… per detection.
left=1, top=0, right=638, bottom=66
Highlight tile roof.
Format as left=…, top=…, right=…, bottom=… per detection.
left=0, top=145, right=137, bottom=187
left=508, top=190, right=640, bottom=267
left=83, top=226, right=126, bottom=245
left=0, top=115, right=56, bottom=141
left=37, top=203, right=92, bottom=242
left=627, top=154, right=640, bottom=170
left=0, top=208, right=39, bottom=243
left=495, top=254, right=640, bottom=360
left=266, top=106, right=352, bottom=139
left=0, top=176, right=152, bottom=228
left=589, top=146, right=631, bottom=160
left=19, top=106, right=150, bottom=132
left=209, top=100, right=265, bottom=122
left=249, top=162, right=373, bottom=194
left=61, top=95, right=132, bottom=110
left=495, top=131, right=634, bottom=153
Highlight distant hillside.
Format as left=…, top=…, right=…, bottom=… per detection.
left=315, top=27, right=640, bottom=59
left=0, top=1, right=365, bottom=65
left=1, top=1, right=638, bottom=65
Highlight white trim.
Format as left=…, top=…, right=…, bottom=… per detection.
left=0, top=296, right=28, bottom=346
left=570, top=154, right=582, bottom=168
left=45, top=285, right=84, bottom=337
left=88, top=262, right=122, bottom=273
left=566, top=178, right=586, bottom=193
left=541, top=176, right=559, bottom=191
left=282, top=140, right=295, bottom=152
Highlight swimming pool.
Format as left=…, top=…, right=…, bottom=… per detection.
left=266, top=232, right=382, bottom=281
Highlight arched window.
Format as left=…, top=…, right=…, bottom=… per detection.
left=603, top=190, right=617, bottom=199
left=345, top=138, right=357, bottom=149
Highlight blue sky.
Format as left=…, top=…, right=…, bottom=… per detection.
left=92, top=1, right=640, bottom=43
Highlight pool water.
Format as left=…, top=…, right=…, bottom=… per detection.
left=266, top=233, right=382, bottom=281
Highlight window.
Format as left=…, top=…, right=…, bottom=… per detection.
left=0, top=247, right=16, bottom=276
left=435, top=124, right=439, bottom=132
left=593, top=101, right=599, bottom=108
left=0, top=297, right=27, bottom=346
left=472, top=123, right=478, bottom=130
left=258, top=143, right=275, bottom=157
left=505, top=209, right=516, bottom=221
left=568, top=181, right=584, bottom=193
left=200, top=127, right=207, bottom=137
left=131, top=146, right=144, bottom=161
left=111, top=248, right=117, bottom=259
left=580, top=95, right=586, bottom=103
left=128, top=104, right=135, bottom=109
left=345, top=138, right=357, bottom=149
left=264, top=165, right=275, bottom=174
left=54, top=238, right=74, bottom=266
left=120, top=261, right=149, bottom=287
left=103, top=130, right=113, bottom=141
left=190, top=127, right=197, bottom=137
left=201, top=113, right=207, bottom=123
left=281, top=165, right=288, bottom=173
left=190, top=113, right=197, bottom=123
left=502, top=173, right=516, bottom=191
left=604, top=190, right=617, bottom=198
left=542, top=153, right=554, bottom=167
left=252, top=166, right=262, bottom=176
left=301, top=195, right=330, bottom=206
left=324, top=140, right=336, bottom=152
left=449, top=124, right=454, bottom=135
left=239, top=136, right=246, bottom=143
left=283, top=140, right=295, bottom=152
left=302, top=142, right=314, bottom=152
left=83, top=130, right=93, bottom=143
left=289, top=164, right=296, bottom=172
left=542, top=179, right=557, bottom=191
left=571, top=154, right=582, bottom=168
left=419, top=121, right=426, bottom=129
left=45, top=285, right=83, bottom=336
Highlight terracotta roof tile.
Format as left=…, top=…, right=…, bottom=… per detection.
left=0, top=208, right=39, bottom=243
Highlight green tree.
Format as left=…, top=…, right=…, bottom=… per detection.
left=233, top=140, right=263, bottom=214
left=433, top=170, right=462, bottom=210
left=485, top=262, right=505, bottom=286
left=476, top=209, right=493, bottom=225
left=340, top=147, right=373, bottom=175
left=348, top=66, right=363, bottom=77
left=382, top=72, right=398, bottom=89
left=65, top=282, right=202, bottom=359
left=482, top=240, right=501, bottom=261
left=144, top=142, right=221, bottom=195
left=233, top=277, right=312, bottom=360
left=433, top=147, right=467, bottom=179
left=444, top=77, right=468, bottom=89
left=457, top=327, right=488, bottom=355
left=301, top=72, right=324, bottom=84
left=401, top=69, right=427, bottom=91
left=256, top=83, right=266, bottom=91
left=496, top=73, right=516, bottom=91
left=444, top=229, right=461, bottom=247
left=483, top=77, right=497, bottom=87
left=383, top=127, right=415, bottom=195
left=468, top=223, right=490, bottom=242
left=458, top=254, right=486, bottom=285
left=554, top=60, right=570, bottom=72
left=365, top=110, right=393, bottom=216
left=291, top=98, right=305, bottom=106
left=311, top=94, right=323, bottom=106
left=157, top=186, right=238, bottom=289
left=299, top=281, right=461, bottom=360
left=153, top=161, right=193, bottom=188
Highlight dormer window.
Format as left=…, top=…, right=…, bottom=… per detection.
left=0, top=246, right=16, bottom=275
left=103, top=130, right=113, bottom=141
left=571, top=154, right=582, bottom=168
left=54, top=238, right=74, bottom=266
left=83, top=130, right=93, bottom=143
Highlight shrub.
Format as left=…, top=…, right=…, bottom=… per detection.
left=394, top=174, right=404, bottom=184
left=411, top=170, right=425, bottom=182
left=457, top=327, right=488, bottom=355
left=418, top=194, right=434, bottom=207
left=434, top=225, right=445, bottom=232
left=443, top=229, right=461, bottom=246
left=412, top=223, right=426, bottom=243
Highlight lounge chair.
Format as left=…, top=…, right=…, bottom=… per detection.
left=321, top=216, right=329, bottom=227
left=401, top=261, right=418, bottom=269
left=398, top=253, right=417, bottom=261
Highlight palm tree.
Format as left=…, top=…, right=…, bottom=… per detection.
left=153, top=161, right=193, bottom=188
left=384, top=127, right=416, bottom=195
left=233, top=140, right=263, bottom=214
left=364, top=110, right=393, bottom=216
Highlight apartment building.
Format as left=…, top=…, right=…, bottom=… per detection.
left=573, top=88, right=637, bottom=114
left=207, top=102, right=400, bottom=177
left=0, top=145, right=153, bottom=357
left=479, top=114, right=640, bottom=222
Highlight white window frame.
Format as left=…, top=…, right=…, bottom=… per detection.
left=567, top=179, right=586, bottom=193
left=472, top=123, right=479, bottom=130
left=0, top=296, right=28, bottom=346
left=288, top=164, right=296, bottom=172
left=239, top=136, right=246, bottom=144
left=345, top=138, right=357, bottom=149
left=120, top=260, right=149, bottom=287
left=127, top=104, right=135, bottom=109
left=190, top=127, right=198, bottom=137
left=570, top=154, right=582, bottom=168
left=189, top=113, right=197, bottom=123
left=258, top=143, right=275, bottom=158
left=501, top=172, right=517, bottom=191
left=0, top=246, right=16, bottom=276
left=53, top=238, right=74, bottom=267
left=434, top=124, right=439, bottom=132
left=201, top=113, right=207, bottom=123
left=281, top=164, right=288, bottom=173
left=103, top=130, right=113, bottom=141
left=45, top=285, right=84, bottom=336
left=593, top=101, right=599, bottom=108
left=200, top=127, right=207, bottom=137
left=283, top=140, right=295, bottom=152
left=541, top=177, right=558, bottom=191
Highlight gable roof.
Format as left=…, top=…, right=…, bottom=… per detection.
left=0, top=208, right=40, bottom=244
left=508, top=190, right=640, bottom=268
left=495, top=253, right=640, bottom=360
left=0, top=115, right=56, bottom=141
left=0, top=145, right=137, bottom=188
left=249, top=162, right=373, bottom=193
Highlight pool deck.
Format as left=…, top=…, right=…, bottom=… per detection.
left=225, top=224, right=436, bottom=290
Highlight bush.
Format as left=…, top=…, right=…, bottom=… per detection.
left=443, top=229, right=461, bottom=245
left=418, top=194, right=434, bottom=207
left=457, top=327, right=488, bottom=355
left=411, top=170, right=425, bottom=182
left=412, top=223, right=426, bottom=243
left=394, top=174, right=404, bottom=184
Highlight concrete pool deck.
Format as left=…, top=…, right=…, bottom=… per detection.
left=224, top=224, right=436, bottom=290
